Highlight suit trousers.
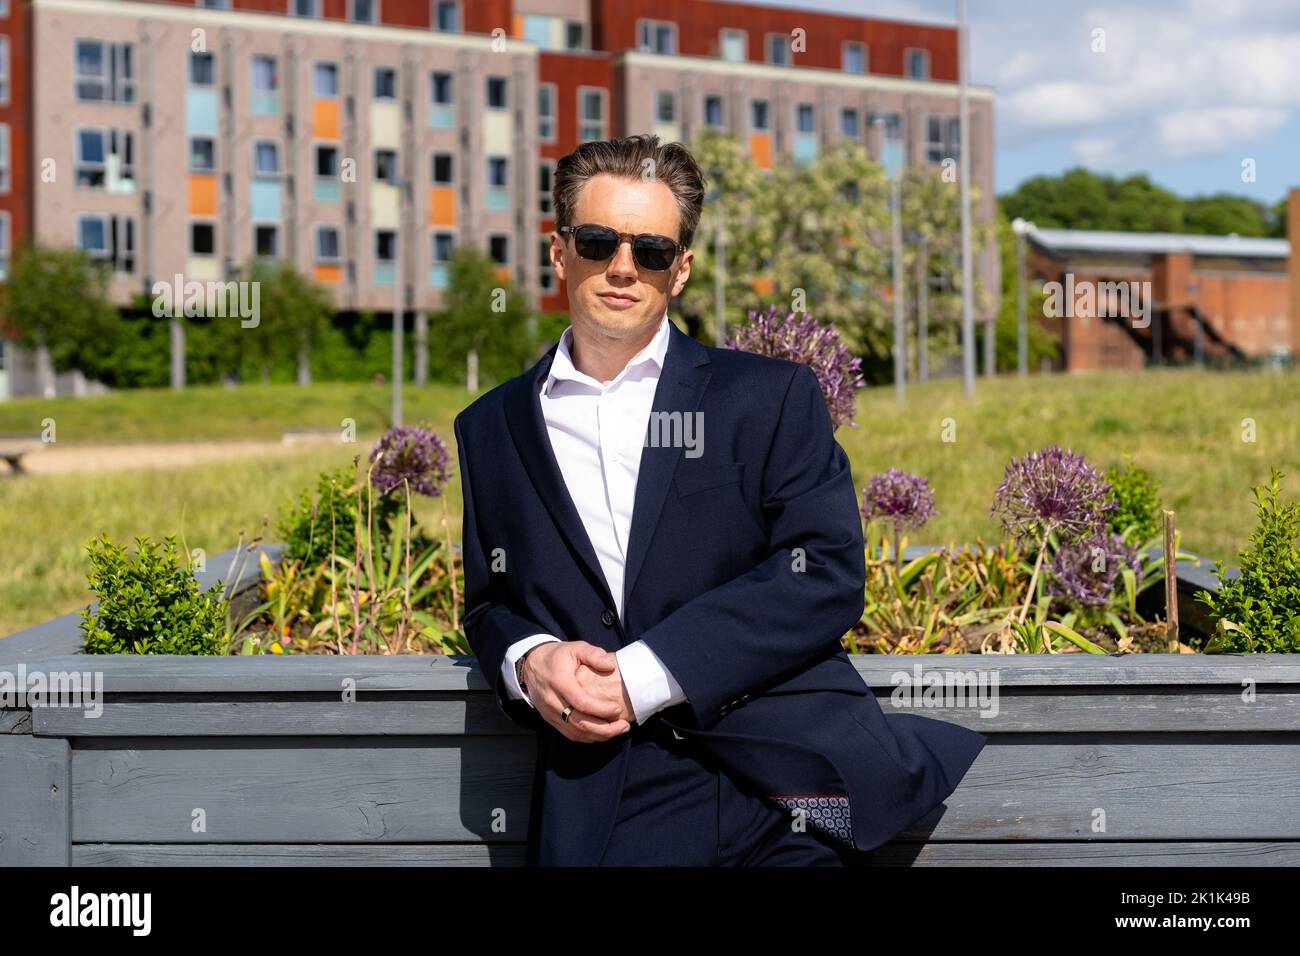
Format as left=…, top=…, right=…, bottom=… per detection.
left=595, top=718, right=873, bottom=867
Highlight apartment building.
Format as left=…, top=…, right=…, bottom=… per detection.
left=0, top=0, right=998, bottom=396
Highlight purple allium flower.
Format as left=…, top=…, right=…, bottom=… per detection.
left=1047, top=531, right=1143, bottom=607
left=369, top=425, right=452, bottom=497
left=861, top=469, right=939, bottom=532
left=991, top=444, right=1117, bottom=548
left=725, top=304, right=865, bottom=429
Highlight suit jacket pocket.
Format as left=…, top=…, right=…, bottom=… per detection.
left=674, top=461, right=745, bottom=498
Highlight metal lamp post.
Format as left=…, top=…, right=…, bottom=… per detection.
left=391, top=174, right=410, bottom=427
left=1011, top=217, right=1034, bottom=377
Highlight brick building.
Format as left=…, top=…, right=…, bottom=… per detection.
left=1024, top=194, right=1300, bottom=371
left=0, top=0, right=997, bottom=398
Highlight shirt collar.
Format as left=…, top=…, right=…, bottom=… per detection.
left=542, top=312, right=671, bottom=396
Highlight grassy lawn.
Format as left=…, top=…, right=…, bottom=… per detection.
left=1, top=367, right=1296, bottom=637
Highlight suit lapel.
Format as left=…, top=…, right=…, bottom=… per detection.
left=504, top=345, right=619, bottom=612
left=621, top=321, right=712, bottom=613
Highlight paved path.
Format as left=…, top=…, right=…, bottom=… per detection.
left=3, top=436, right=340, bottom=475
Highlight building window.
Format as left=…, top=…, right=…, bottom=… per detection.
left=371, top=149, right=396, bottom=183
left=254, top=140, right=280, bottom=176
left=190, top=222, right=216, bottom=256
left=316, top=144, right=339, bottom=178
left=293, top=0, right=321, bottom=16
left=579, top=87, right=606, bottom=142
left=77, top=214, right=134, bottom=273
left=432, top=232, right=454, bottom=261
left=75, top=128, right=133, bottom=189
left=0, top=37, right=7, bottom=105
left=252, top=55, right=278, bottom=92
left=796, top=103, right=815, bottom=134
left=196, top=0, right=230, bottom=8
left=190, top=137, right=216, bottom=172
left=315, top=225, right=341, bottom=263
left=565, top=21, right=587, bottom=51
left=350, top=0, right=378, bottom=24
left=538, top=161, right=554, bottom=216
left=872, top=110, right=902, bottom=141
left=430, top=71, right=453, bottom=104
left=486, top=76, right=507, bottom=110
left=487, top=156, right=508, bottom=189
left=255, top=225, right=278, bottom=257
left=433, top=1, right=460, bottom=32
left=841, top=108, right=860, bottom=139
left=0, top=124, right=8, bottom=193
left=750, top=99, right=769, bottom=131
left=538, top=83, right=556, bottom=141
left=488, top=234, right=509, bottom=266
left=637, top=19, right=677, bottom=54
left=707, top=95, right=728, bottom=130
left=704, top=95, right=724, bottom=129
left=431, top=152, right=453, bottom=185
left=75, top=40, right=134, bottom=104
left=374, top=67, right=397, bottom=101
left=720, top=29, right=746, bottom=63
left=190, top=51, right=215, bottom=87
left=0, top=212, right=8, bottom=280
left=539, top=237, right=555, bottom=292
left=843, top=41, right=867, bottom=75
left=314, top=62, right=338, bottom=97
left=906, top=48, right=930, bottom=79
left=766, top=34, right=789, bottom=66
left=656, top=91, right=676, bottom=124
left=375, top=230, right=396, bottom=263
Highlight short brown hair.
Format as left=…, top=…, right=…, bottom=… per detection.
left=553, top=134, right=707, bottom=250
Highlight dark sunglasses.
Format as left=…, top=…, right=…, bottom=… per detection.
left=558, top=224, right=682, bottom=272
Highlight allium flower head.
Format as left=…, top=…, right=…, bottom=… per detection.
left=1048, top=531, right=1143, bottom=607
left=861, top=469, right=938, bottom=532
left=726, top=304, right=865, bottom=429
left=369, top=425, right=452, bottom=497
left=991, top=444, right=1116, bottom=547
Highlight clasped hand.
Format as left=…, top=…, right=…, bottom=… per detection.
left=521, top=641, right=636, bottom=742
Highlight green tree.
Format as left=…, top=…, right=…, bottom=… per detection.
left=0, top=243, right=118, bottom=396
left=992, top=207, right=1060, bottom=373
left=1183, top=194, right=1276, bottom=237
left=1001, top=168, right=1185, bottom=232
left=238, top=258, right=334, bottom=385
left=428, top=246, right=536, bottom=389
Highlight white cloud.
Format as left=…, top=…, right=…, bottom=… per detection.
left=1157, top=107, right=1290, bottom=158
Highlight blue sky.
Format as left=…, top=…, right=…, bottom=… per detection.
left=726, top=0, right=1300, bottom=203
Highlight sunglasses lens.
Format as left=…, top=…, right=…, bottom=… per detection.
left=634, top=236, right=677, bottom=271
left=574, top=226, right=619, bottom=261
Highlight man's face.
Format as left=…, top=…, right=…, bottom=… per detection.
left=551, top=173, right=693, bottom=342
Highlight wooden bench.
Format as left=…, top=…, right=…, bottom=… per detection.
left=2, top=544, right=1296, bottom=867
left=0, top=435, right=43, bottom=475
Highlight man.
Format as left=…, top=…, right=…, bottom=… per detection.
left=454, top=134, right=987, bottom=866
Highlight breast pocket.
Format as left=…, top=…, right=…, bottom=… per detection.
left=673, top=461, right=745, bottom=498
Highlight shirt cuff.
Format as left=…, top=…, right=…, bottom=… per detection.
left=616, top=640, right=687, bottom=725
left=501, top=634, right=561, bottom=708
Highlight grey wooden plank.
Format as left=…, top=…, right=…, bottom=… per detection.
left=72, top=735, right=538, bottom=844
left=871, top=841, right=1300, bottom=866
left=1, top=708, right=32, bottom=734
left=0, top=543, right=278, bottom=666
left=19, top=652, right=1300, bottom=694
left=72, top=843, right=525, bottom=866
left=0, top=735, right=70, bottom=865
left=69, top=734, right=1300, bottom=843
left=69, top=841, right=1300, bottom=867
left=32, top=690, right=1300, bottom=736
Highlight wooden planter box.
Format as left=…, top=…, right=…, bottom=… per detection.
left=2, top=543, right=1296, bottom=867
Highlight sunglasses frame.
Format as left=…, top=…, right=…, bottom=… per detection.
left=557, top=224, right=683, bottom=272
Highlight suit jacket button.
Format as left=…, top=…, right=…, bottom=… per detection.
left=601, top=609, right=615, bottom=628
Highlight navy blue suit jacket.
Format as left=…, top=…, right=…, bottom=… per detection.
left=454, top=318, right=987, bottom=865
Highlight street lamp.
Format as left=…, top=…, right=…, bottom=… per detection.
left=957, top=0, right=975, bottom=396
left=873, top=115, right=906, bottom=404
left=390, top=174, right=411, bottom=427
left=1011, top=216, right=1035, bottom=377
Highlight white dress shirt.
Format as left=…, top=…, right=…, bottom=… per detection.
left=500, top=313, right=687, bottom=725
